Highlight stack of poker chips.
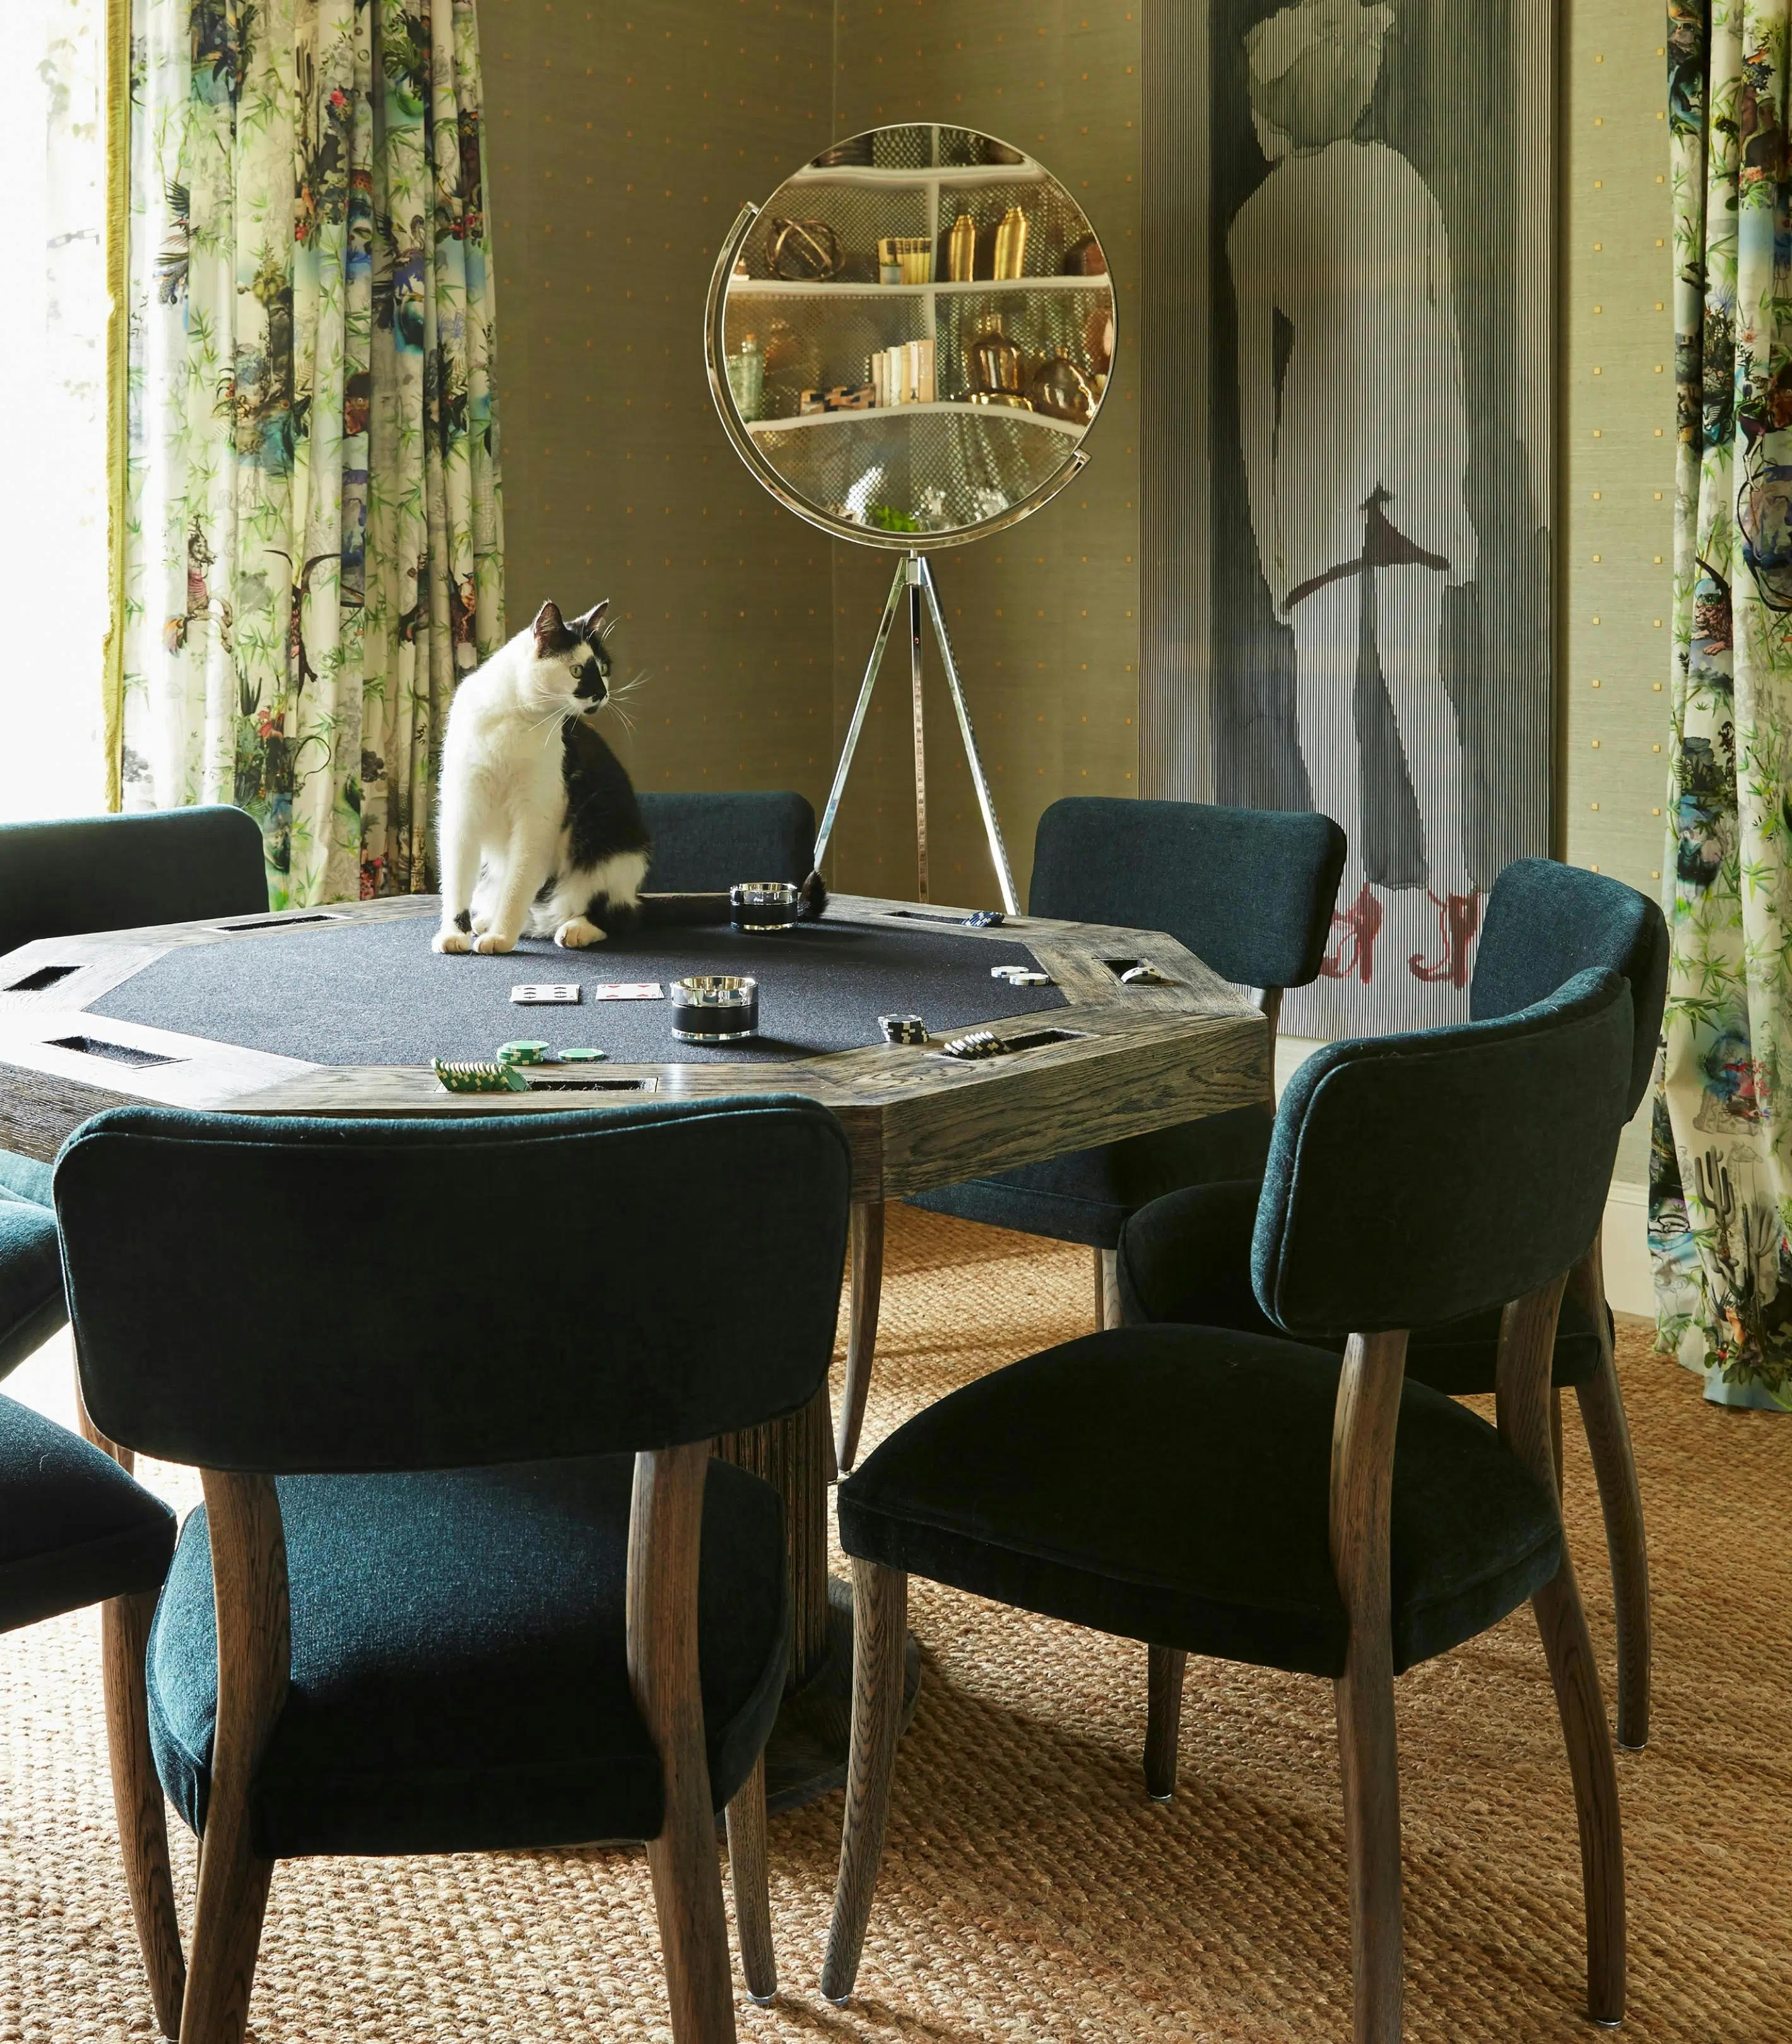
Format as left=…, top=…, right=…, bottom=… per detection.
left=879, top=1013, right=929, bottom=1047
left=941, top=1029, right=1003, bottom=1061
left=433, top=1058, right=527, bottom=1094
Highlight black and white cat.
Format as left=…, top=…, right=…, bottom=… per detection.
left=433, top=599, right=651, bottom=954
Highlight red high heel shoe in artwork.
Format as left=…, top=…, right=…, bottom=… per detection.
left=1408, top=888, right=1482, bottom=987
left=1319, top=882, right=1383, bottom=983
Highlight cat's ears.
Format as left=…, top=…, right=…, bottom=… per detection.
left=533, top=600, right=572, bottom=655
left=533, top=598, right=610, bottom=655
left=570, top=598, right=611, bottom=642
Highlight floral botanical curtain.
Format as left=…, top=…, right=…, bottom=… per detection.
left=0, top=0, right=112, bottom=823
left=122, top=0, right=504, bottom=905
left=1653, top=0, right=1792, bottom=1409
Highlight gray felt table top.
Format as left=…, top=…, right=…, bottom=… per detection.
left=88, top=914, right=1070, bottom=1066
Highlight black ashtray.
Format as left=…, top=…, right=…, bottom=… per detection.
left=731, top=881, right=800, bottom=932
left=671, top=974, right=759, bottom=1042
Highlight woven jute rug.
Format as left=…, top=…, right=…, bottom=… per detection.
left=3, top=1206, right=1788, bottom=2042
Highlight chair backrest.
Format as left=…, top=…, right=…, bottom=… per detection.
left=1471, top=857, right=1668, bottom=1119
left=1027, top=797, right=1346, bottom=990
left=638, top=791, right=816, bottom=892
left=1253, top=968, right=1633, bottom=1340
left=57, top=1096, right=852, bottom=1472
left=0, top=808, right=268, bottom=959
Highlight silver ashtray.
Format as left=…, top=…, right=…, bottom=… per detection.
left=671, top=973, right=759, bottom=1042
left=731, top=880, right=800, bottom=932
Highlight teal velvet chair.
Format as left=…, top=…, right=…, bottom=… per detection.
left=0, top=1359, right=179, bottom=2033
left=56, top=1095, right=854, bottom=2044
left=821, top=970, right=1636, bottom=2041
left=830, top=796, right=1344, bottom=1472
left=637, top=791, right=815, bottom=891
left=0, top=804, right=268, bottom=1230
left=1118, top=857, right=1669, bottom=1753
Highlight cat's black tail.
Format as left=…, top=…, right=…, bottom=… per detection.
left=798, top=870, right=828, bottom=920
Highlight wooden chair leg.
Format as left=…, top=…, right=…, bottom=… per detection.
left=1550, top=1387, right=1565, bottom=1499
left=180, top=1473, right=288, bottom=2044
left=1532, top=1556, right=1627, bottom=2026
left=1095, top=1247, right=1122, bottom=1330
left=630, top=1445, right=738, bottom=2044
left=1499, top=1276, right=1625, bottom=2028
left=1328, top=1330, right=1408, bottom=2044
left=1334, top=1649, right=1403, bottom=2043
left=836, top=1201, right=885, bottom=1474
left=1572, top=1313, right=1651, bottom=1751
left=1143, top=1645, right=1186, bottom=1801
left=102, top=1589, right=187, bottom=2039
left=724, top=1752, right=776, bottom=2004
left=178, top=1836, right=274, bottom=2044
left=820, top=1559, right=908, bottom=2006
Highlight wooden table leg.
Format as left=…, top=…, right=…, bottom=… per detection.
left=716, top=1383, right=919, bottom=1811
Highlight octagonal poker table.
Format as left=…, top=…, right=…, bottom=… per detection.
left=0, top=890, right=1266, bottom=1806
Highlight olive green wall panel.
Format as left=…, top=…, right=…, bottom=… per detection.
left=825, top=2, right=1142, bottom=905
left=1563, top=1, right=1675, bottom=1181
left=480, top=0, right=835, bottom=810
left=481, top=0, right=1671, bottom=1078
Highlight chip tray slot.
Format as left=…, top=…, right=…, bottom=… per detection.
left=215, top=913, right=347, bottom=934
left=4, top=963, right=81, bottom=994
left=47, top=1035, right=183, bottom=1069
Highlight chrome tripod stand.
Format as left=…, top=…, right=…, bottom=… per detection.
left=811, top=550, right=1019, bottom=914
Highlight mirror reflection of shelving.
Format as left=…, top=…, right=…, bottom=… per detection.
left=717, top=125, right=1113, bottom=536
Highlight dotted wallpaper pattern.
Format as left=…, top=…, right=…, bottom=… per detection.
left=480, top=1, right=838, bottom=808
left=828, top=3, right=1142, bottom=902
left=1564, top=3, right=1675, bottom=1178
left=478, top=2, right=1671, bottom=953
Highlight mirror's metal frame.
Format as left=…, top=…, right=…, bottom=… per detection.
left=703, top=203, right=1093, bottom=554
left=703, top=149, right=1110, bottom=910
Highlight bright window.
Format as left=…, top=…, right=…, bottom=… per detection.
left=0, top=0, right=110, bottom=823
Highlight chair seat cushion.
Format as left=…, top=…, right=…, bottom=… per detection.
left=911, top=1104, right=1275, bottom=1251
left=0, top=1189, right=67, bottom=1386
left=1116, top=1179, right=1605, bottom=1391
left=0, top=1395, right=176, bottom=1632
left=0, top=1148, right=54, bottom=1207
left=837, top=1326, right=1562, bottom=1679
left=148, top=1454, right=789, bottom=1859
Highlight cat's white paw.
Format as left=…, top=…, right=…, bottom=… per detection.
left=471, top=932, right=517, bottom=954
left=554, top=917, right=606, bottom=949
left=471, top=912, right=493, bottom=935
left=433, top=926, right=473, bottom=954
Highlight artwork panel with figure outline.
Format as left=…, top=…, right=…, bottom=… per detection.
left=1147, top=0, right=1555, bottom=1037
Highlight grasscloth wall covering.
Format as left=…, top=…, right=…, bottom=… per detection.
left=480, top=1, right=835, bottom=810
left=826, top=6, right=1142, bottom=902
left=482, top=1, right=1668, bottom=1020
left=1564, top=6, right=1675, bottom=1182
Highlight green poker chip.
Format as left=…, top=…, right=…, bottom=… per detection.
left=560, top=1047, right=608, bottom=1062
left=496, top=1040, right=551, bottom=1065
left=434, top=1058, right=528, bottom=1094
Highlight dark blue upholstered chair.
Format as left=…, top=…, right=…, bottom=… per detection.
left=830, top=797, right=1345, bottom=1474
left=638, top=791, right=816, bottom=892
left=0, top=1362, right=179, bottom=2031
left=0, top=803, right=268, bottom=1225
left=56, top=1096, right=854, bottom=2044
left=0, top=805, right=268, bottom=961
left=821, top=972, right=1636, bottom=2039
left=1118, top=858, right=1669, bottom=1753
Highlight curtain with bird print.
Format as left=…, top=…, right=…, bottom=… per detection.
left=122, top=0, right=504, bottom=904
left=1653, top=0, right=1792, bottom=1409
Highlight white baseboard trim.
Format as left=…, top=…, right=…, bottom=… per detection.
left=1601, top=1179, right=1653, bottom=1318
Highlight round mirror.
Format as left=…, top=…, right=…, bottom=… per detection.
left=705, top=123, right=1115, bottom=550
